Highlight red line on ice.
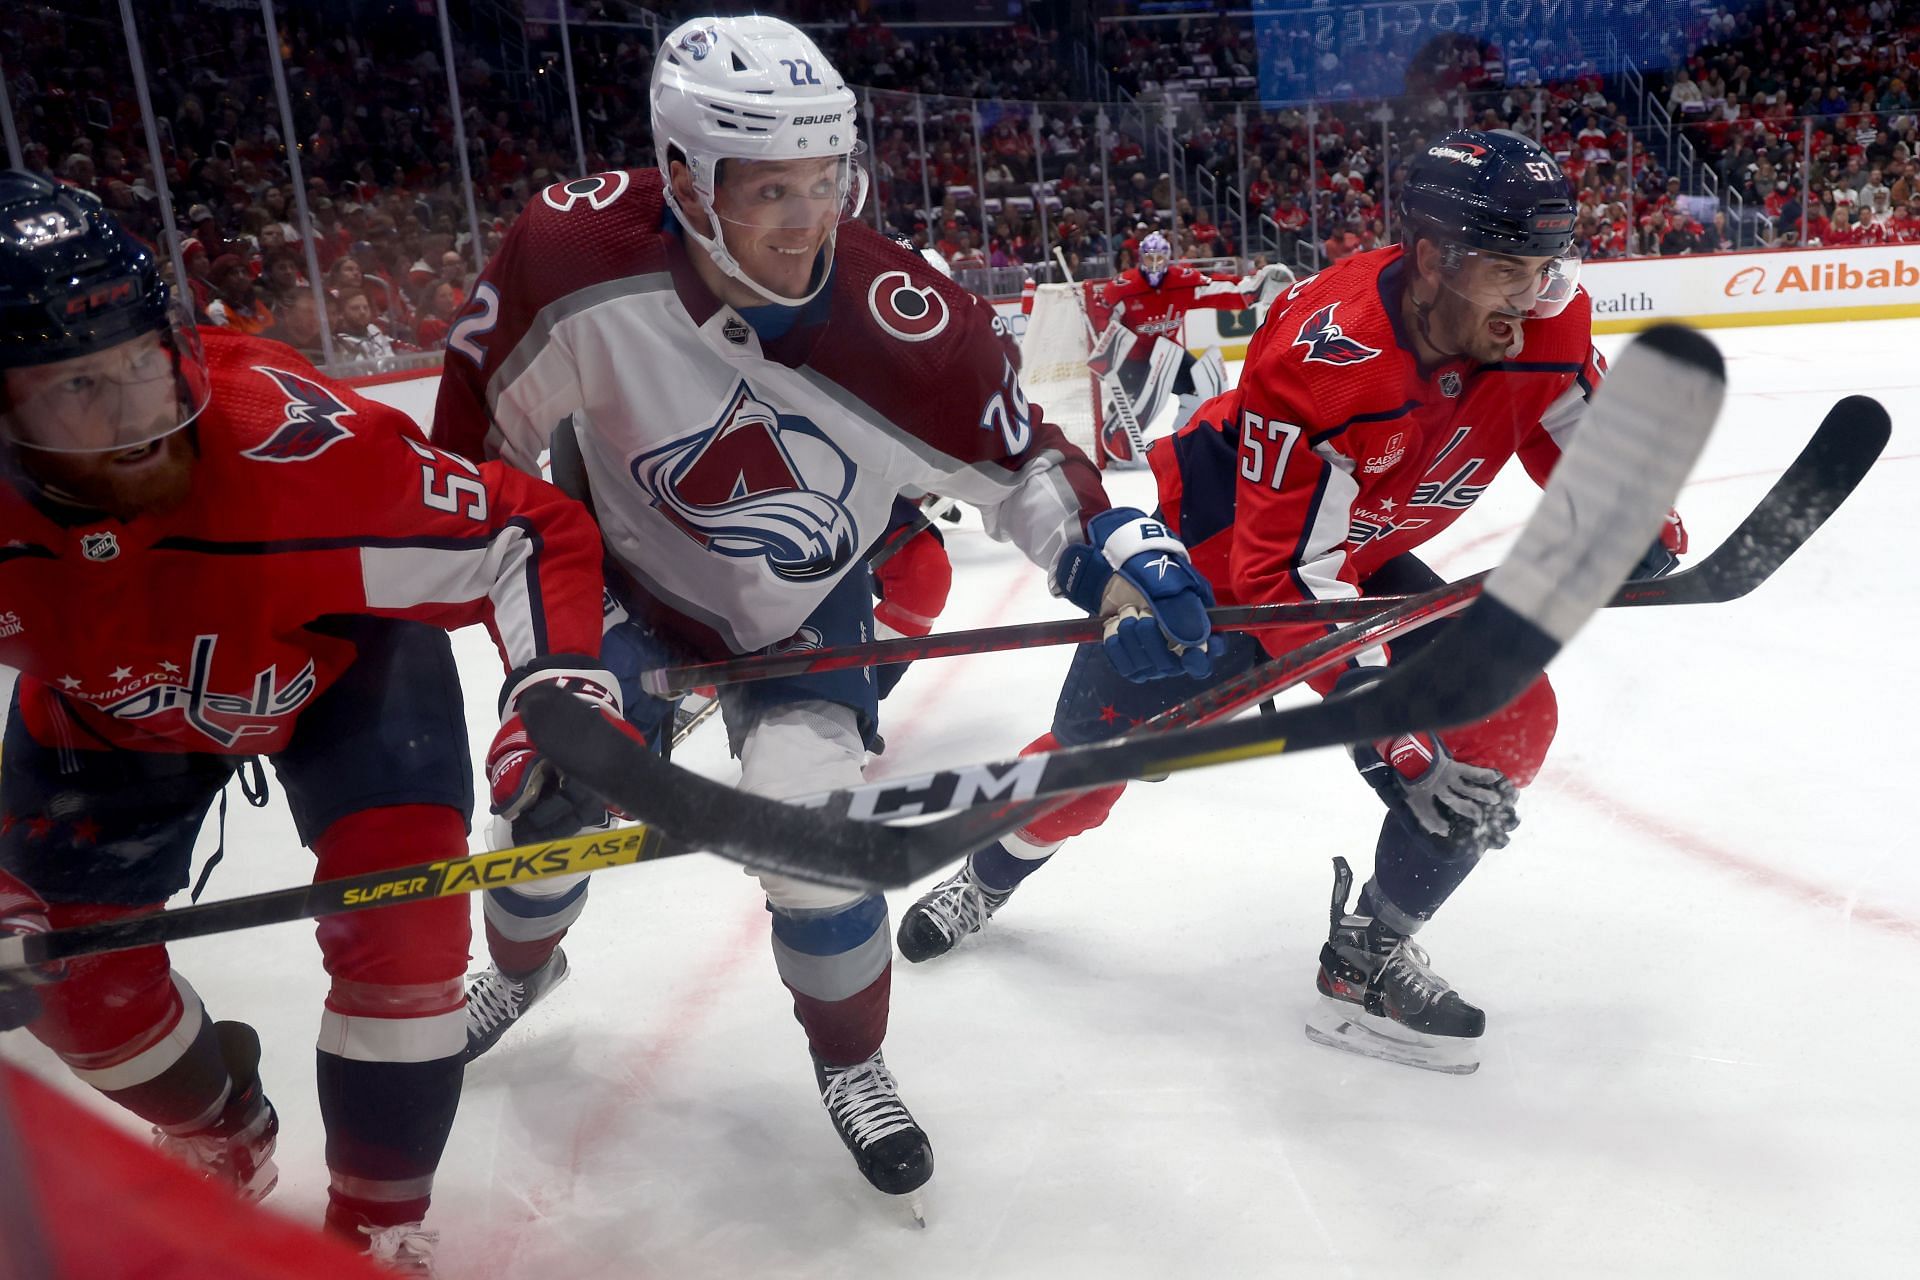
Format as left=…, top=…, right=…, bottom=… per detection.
left=1542, top=772, right=1920, bottom=943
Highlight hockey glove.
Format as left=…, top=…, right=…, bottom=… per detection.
left=489, top=662, right=646, bottom=845
left=872, top=521, right=952, bottom=640
left=1052, top=508, right=1225, bottom=682
left=1629, top=507, right=1689, bottom=580
left=1333, top=670, right=1519, bottom=854
left=0, top=871, right=61, bottom=1032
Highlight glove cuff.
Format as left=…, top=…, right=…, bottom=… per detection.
left=1089, top=509, right=1185, bottom=572
left=499, top=656, right=622, bottom=717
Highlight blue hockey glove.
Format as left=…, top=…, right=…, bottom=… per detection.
left=1052, top=508, right=1225, bottom=682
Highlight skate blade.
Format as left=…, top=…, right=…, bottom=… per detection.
left=1303, top=997, right=1481, bottom=1075
left=905, top=1190, right=927, bottom=1229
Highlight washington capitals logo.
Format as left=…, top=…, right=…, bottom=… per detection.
left=632, top=381, right=859, bottom=582
left=243, top=366, right=355, bottom=462
left=1293, top=304, right=1381, bottom=367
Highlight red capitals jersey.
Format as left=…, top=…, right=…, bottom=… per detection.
left=0, top=331, right=605, bottom=756
left=1090, top=264, right=1256, bottom=354
left=1151, top=245, right=1602, bottom=665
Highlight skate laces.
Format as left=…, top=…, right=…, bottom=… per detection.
left=916, top=867, right=1006, bottom=943
left=362, top=1222, right=438, bottom=1275
left=821, top=1055, right=918, bottom=1147
left=1380, top=938, right=1454, bottom=1011
left=465, top=967, right=529, bottom=1034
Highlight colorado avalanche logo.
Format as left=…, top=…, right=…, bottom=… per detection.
left=867, top=270, right=950, bottom=343
left=632, top=381, right=859, bottom=583
left=676, top=24, right=718, bottom=59
left=1293, top=303, right=1381, bottom=367
left=541, top=170, right=630, bottom=213
left=243, top=366, right=355, bottom=461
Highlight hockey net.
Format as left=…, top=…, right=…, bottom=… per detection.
left=1018, top=282, right=1110, bottom=467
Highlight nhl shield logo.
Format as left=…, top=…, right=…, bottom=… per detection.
left=80, top=531, right=120, bottom=562
left=1439, top=371, right=1462, bottom=398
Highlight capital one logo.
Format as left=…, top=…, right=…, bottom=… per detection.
left=1724, top=266, right=1767, bottom=297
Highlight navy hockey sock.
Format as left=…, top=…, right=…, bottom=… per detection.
left=317, top=1050, right=462, bottom=1233
left=969, top=839, right=1054, bottom=893
left=1361, top=809, right=1484, bottom=933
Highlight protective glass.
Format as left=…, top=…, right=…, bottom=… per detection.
left=1440, top=246, right=1581, bottom=320
left=0, top=304, right=211, bottom=454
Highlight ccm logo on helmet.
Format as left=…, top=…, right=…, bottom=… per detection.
left=62, top=279, right=137, bottom=317
left=867, top=270, right=950, bottom=343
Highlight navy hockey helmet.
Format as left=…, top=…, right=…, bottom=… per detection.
left=1400, top=129, right=1577, bottom=257
left=1398, top=130, right=1581, bottom=318
left=0, top=170, right=210, bottom=454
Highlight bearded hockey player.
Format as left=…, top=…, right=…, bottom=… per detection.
left=431, top=15, right=1219, bottom=1210
left=0, top=175, right=615, bottom=1272
left=1087, top=231, right=1291, bottom=459
left=897, top=130, right=1687, bottom=1074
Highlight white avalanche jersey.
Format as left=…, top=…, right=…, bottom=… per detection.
left=435, top=170, right=1108, bottom=655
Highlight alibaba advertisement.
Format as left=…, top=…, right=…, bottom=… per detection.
left=1582, top=244, right=1920, bottom=332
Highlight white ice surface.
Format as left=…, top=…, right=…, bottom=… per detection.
left=5, top=320, right=1917, bottom=1278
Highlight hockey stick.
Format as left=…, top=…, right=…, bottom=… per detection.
left=662, top=494, right=940, bottom=754
left=524, top=325, right=1731, bottom=886
left=5, top=372, right=1867, bottom=966
left=638, top=392, right=1886, bottom=698
left=0, top=827, right=676, bottom=971
left=1056, top=247, right=1149, bottom=467
left=0, top=572, right=1457, bottom=972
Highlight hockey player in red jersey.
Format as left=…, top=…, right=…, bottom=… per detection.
left=1087, top=230, right=1291, bottom=457
left=897, top=131, right=1687, bottom=1074
left=0, top=174, right=617, bottom=1271
left=431, top=15, right=1219, bottom=1209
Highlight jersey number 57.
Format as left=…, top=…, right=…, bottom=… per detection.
left=1238, top=410, right=1302, bottom=490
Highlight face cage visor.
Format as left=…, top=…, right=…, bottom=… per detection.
left=0, top=302, right=211, bottom=455
left=694, top=152, right=870, bottom=307
left=1437, top=243, right=1581, bottom=320
left=1140, top=247, right=1171, bottom=282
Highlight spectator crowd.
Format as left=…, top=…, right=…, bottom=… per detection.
left=7, top=0, right=1920, bottom=372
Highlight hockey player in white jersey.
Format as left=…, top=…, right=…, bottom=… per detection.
left=431, top=15, right=1222, bottom=1207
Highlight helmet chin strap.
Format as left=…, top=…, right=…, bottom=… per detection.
left=667, top=166, right=865, bottom=309
left=1408, top=281, right=1469, bottom=364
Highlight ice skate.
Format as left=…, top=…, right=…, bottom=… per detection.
left=896, top=861, right=1014, bottom=962
left=359, top=1221, right=439, bottom=1276
left=813, top=1049, right=933, bottom=1224
left=462, top=947, right=570, bottom=1063
left=1303, top=858, right=1486, bottom=1075
left=151, top=1020, right=280, bottom=1200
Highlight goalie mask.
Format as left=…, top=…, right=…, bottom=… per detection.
left=1139, top=231, right=1172, bottom=286
left=652, top=16, right=868, bottom=308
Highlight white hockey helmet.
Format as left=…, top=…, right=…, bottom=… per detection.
left=652, top=15, right=867, bottom=306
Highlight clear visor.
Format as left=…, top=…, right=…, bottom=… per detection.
left=0, top=303, right=211, bottom=455
left=712, top=153, right=866, bottom=236
left=1440, top=246, right=1581, bottom=320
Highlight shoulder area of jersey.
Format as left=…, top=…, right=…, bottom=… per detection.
left=1256, top=249, right=1400, bottom=373
left=197, top=330, right=412, bottom=465
left=515, top=168, right=665, bottom=239
left=838, top=221, right=997, bottom=348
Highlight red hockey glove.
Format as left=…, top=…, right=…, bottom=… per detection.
left=872, top=523, right=952, bottom=639
left=1631, top=507, right=1689, bottom=580
left=489, top=662, right=647, bottom=845
left=0, top=869, right=61, bottom=1031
